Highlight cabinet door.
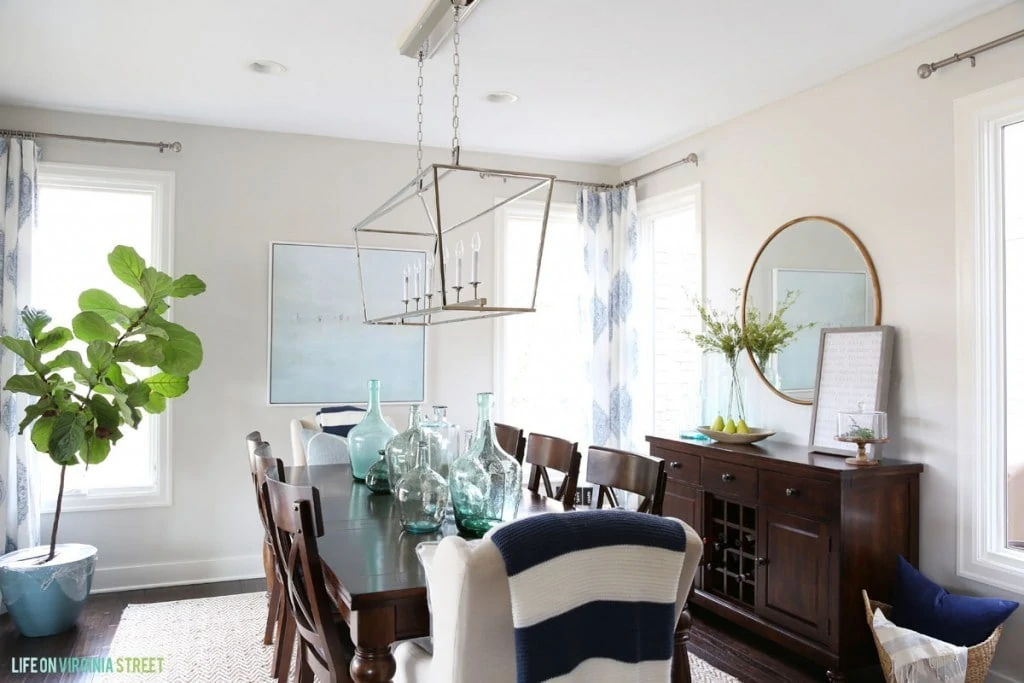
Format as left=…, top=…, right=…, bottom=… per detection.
left=662, top=482, right=703, bottom=589
left=756, top=508, right=831, bottom=642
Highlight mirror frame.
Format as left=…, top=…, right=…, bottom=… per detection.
left=740, top=215, right=882, bottom=405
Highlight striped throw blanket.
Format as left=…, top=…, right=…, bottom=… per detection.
left=489, top=510, right=688, bottom=683
left=872, top=609, right=967, bottom=683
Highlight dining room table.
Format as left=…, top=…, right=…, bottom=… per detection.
left=285, top=463, right=694, bottom=683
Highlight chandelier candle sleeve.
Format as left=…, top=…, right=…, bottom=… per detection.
left=471, top=232, right=480, bottom=283
left=455, top=240, right=464, bottom=287
left=403, top=267, right=409, bottom=301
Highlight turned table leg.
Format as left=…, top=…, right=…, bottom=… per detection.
left=826, top=669, right=847, bottom=683
left=349, top=607, right=397, bottom=683
left=671, top=606, right=693, bottom=683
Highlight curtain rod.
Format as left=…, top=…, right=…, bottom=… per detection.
left=0, top=128, right=182, bottom=153
left=917, top=28, right=1024, bottom=78
left=553, top=152, right=699, bottom=188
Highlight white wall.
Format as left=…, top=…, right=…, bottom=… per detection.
left=622, top=2, right=1024, bottom=679
left=0, top=104, right=615, bottom=591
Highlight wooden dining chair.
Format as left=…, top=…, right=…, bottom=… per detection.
left=495, top=423, right=526, bottom=464
left=523, top=433, right=581, bottom=506
left=586, top=446, right=667, bottom=515
left=263, top=477, right=351, bottom=683
left=254, top=451, right=295, bottom=680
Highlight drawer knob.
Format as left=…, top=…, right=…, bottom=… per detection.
left=721, top=473, right=736, bottom=482
left=670, top=461, right=682, bottom=469
left=756, top=556, right=769, bottom=567
left=785, top=487, right=799, bottom=497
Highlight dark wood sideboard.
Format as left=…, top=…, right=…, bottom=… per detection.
left=647, top=436, right=923, bottom=682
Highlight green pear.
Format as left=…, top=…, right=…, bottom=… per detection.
left=724, top=419, right=737, bottom=434
left=710, top=415, right=725, bottom=432
left=736, top=419, right=750, bottom=434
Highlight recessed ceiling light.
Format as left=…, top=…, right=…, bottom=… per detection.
left=484, top=91, right=519, bottom=104
left=249, top=60, right=287, bottom=75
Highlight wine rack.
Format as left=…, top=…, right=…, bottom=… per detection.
left=703, top=494, right=760, bottom=607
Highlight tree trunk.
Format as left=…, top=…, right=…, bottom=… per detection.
left=46, top=465, right=67, bottom=563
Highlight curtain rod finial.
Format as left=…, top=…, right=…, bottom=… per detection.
left=917, top=63, right=934, bottom=79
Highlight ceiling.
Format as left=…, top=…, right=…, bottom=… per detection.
left=0, top=0, right=1013, bottom=164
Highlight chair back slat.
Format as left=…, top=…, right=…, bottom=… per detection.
left=524, top=433, right=581, bottom=505
left=495, top=423, right=526, bottom=464
left=586, top=446, right=666, bottom=514
left=262, top=477, right=346, bottom=683
left=245, top=431, right=263, bottom=472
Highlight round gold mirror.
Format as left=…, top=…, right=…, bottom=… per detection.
left=741, top=216, right=881, bottom=405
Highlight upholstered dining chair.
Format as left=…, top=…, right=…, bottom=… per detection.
left=523, top=433, right=580, bottom=506
left=290, top=406, right=367, bottom=466
left=494, top=423, right=526, bottom=464
left=586, top=446, right=667, bottom=515
left=306, top=431, right=351, bottom=466
left=263, top=477, right=351, bottom=683
left=392, top=515, right=702, bottom=683
left=252, top=449, right=294, bottom=680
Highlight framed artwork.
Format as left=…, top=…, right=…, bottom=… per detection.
left=808, top=326, right=895, bottom=456
left=267, top=241, right=425, bottom=405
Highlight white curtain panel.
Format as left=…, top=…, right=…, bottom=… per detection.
left=0, top=137, right=40, bottom=563
left=578, top=185, right=654, bottom=452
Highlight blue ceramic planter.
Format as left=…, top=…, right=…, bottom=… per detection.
left=0, top=543, right=97, bottom=637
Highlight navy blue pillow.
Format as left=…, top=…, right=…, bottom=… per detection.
left=890, top=555, right=1018, bottom=646
left=317, top=405, right=365, bottom=438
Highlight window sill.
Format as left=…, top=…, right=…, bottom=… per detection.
left=41, top=488, right=171, bottom=514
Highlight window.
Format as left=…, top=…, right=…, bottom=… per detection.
left=33, top=163, right=174, bottom=511
left=495, top=187, right=702, bottom=453
left=955, top=78, right=1024, bottom=592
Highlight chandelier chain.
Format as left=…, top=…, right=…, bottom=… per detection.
left=416, top=51, right=425, bottom=177
left=451, top=3, right=461, bottom=163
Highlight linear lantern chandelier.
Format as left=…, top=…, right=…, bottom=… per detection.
left=352, top=0, right=555, bottom=327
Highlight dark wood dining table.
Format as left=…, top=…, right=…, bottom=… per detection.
left=285, top=463, right=693, bottom=683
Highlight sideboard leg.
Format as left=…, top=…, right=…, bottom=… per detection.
left=826, top=669, right=847, bottom=682
left=672, top=606, right=693, bottom=683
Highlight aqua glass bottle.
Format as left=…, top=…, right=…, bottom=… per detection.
left=420, top=405, right=459, bottom=479
left=347, top=379, right=398, bottom=481
left=448, top=392, right=522, bottom=537
left=365, top=450, right=391, bottom=494
left=396, top=441, right=449, bottom=534
left=385, top=405, right=442, bottom=494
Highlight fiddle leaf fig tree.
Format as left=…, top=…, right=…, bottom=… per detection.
left=1, top=245, right=206, bottom=563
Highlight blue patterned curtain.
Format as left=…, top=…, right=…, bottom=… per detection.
left=0, top=137, right=40, bottom=565
left=578, top=185, right=653, bottom=452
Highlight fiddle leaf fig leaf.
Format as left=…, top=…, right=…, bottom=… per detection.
left=4, top=374, right=50, bottom=397
left=35, top=327, right=72, bottom=353
left=82, top=435, right=111, bottom=465
left=154, top=322, right=203, bottom=376
left=135, top=324, right=169, bottom=340
left=144, top=372, right=188, bottom=398
left=114, top=339, right=164, bottom=367
left=21, top=307, right=52, bottom=340
left=89, top=395, right=120, bottom=429
left=170, top=274, right=206, bottom=298
left=125, top=382, right=151, bottom=408
left=31, top=416, right=55, bottom=453
left=141, top=267, right=174, bottom=304
left=19, top=398, right=52, bottom=434
left=0, top=337, right=46, bottom=374
left=144, top=391, right=166, bottom=414
left=87, top=341, right=114, bottom=374
left=108, top=245, right=146, bottom=295
left=48, top=412, right=86, bottom=466
left=72, top=311, right=119, bottom=343
left=79, top=289, right=131, bottom=325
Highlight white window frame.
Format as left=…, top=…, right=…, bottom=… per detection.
left=955, top=77, right=1024, bottom=593
left=492, top=198, right=578, bottom=418
left=35, top=162, right=175, bottom=512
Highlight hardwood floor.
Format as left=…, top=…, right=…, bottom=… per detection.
left=0, top=580, right=877, bottom=682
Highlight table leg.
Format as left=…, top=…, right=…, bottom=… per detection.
left=349, top=607, right=397, bottom=683
left=671, top=606, right=693, bottom=683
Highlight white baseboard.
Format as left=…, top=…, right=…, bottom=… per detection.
left=990, top=669, right=1023, bottom=683
left=90, top=554, right=264, bottom=593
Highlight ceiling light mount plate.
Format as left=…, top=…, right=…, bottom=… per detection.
left=249, top=60, right=287, bottom=75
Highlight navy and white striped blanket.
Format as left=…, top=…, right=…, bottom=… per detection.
left=490, top=510, right=688, bottom=683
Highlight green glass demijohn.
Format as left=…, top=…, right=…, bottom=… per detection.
left=396, top=441, right=450, bottom=534
left=365, top=450, right=391, bottom=494
left=348, top=379, right=398, bottom=481
left=448, top=392, right=522, bottom=537
left=385, top=405, right=441, bottom=494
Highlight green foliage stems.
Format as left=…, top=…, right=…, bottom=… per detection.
left=744, top=289, right=814, bottom=372
left=0, top=246, right=206, bottom=563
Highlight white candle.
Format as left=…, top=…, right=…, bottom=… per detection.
left=471, top=232, right=481, bottom=283
left=403, top=267, right=409, bottom=301
left=426, top=256, right=434, bottom=294
left=412, top=263, right=420, bottom=299
left=442, top=245, right=450, bottom=290
left=455, top=240, right=464, bottom=287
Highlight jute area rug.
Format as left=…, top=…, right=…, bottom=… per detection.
left=100, top=592, right=741, bottom=682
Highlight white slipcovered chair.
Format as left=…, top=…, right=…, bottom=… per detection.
left=289, top=406, right=366, bottom=466
left=394, top=518, right=703, bottom=683
left=305, top=431, right=351, bottom=466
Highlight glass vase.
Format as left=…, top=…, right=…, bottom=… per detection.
left=385, top=405, right=442, bottom=494
left=396, top=441, right=450, bottom=534
left=348, top=379, right=399, bottom=481
left=365, top=450, right=391, bottom=494
left=725, top=356, right=747, bottom=423
left=448, top=392, right=522, bottom=537
left=420, top=405, right=459, bottom=479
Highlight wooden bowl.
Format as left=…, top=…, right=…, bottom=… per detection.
left=694, top=427, right=776, bottom=444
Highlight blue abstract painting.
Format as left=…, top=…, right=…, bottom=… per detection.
left=269, top=242, right=425, bottom=404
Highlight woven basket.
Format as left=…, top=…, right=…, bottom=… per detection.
left=861, top=590, right=1002, bottom=683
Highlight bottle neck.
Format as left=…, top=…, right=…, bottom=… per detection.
left=415, top=442, right=429, bottom=469
left=408, top=406, right=422, bottom=429
left=366, top=381, right=383, bottom=417
left=474, top=400, right=498, bottom=445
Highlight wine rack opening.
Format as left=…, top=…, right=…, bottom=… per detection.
left=704, top=494, right=758, bottom=607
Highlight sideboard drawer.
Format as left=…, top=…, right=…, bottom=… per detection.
left=655, top=448, right=701, bottom=484
left=701, top=459, right=758, bottom=499
left=760, top=471, right=837, bottom=520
